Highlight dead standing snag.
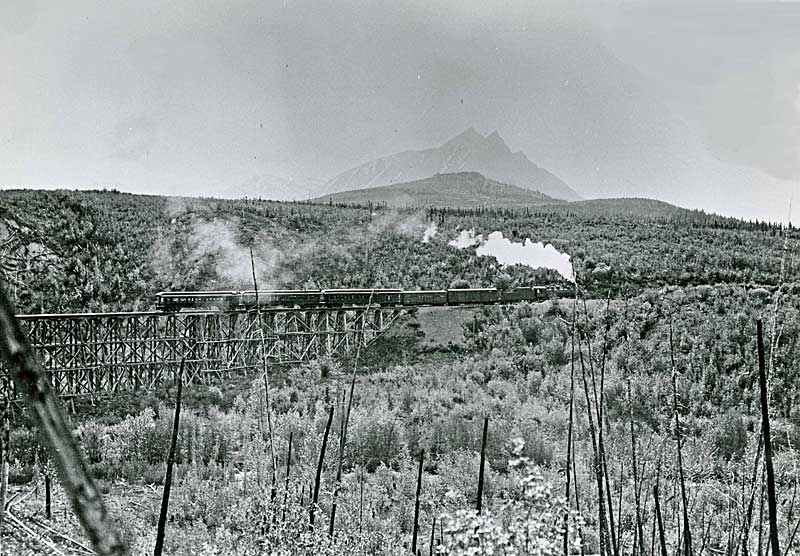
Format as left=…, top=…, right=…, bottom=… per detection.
left=154, top=356, right=185, bottom=556
left=757, top=319, right=780, bottom=556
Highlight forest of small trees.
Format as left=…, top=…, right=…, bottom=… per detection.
left=1, top=189, right=800, bottom=555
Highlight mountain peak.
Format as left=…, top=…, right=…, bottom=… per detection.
left=443, top=128, right=511, bottom=154
left=485, top=130, right=509, bottom=152
left=325, top=129, right=581, bottom=201
left=444, top=127, right=485, bottom=148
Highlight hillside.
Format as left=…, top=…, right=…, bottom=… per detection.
left=5, top=188, right=800, bottom=556
left=544, top=197, right=686, bottom=218
left=0, top=188, right=796, bottom=314
left=314, top=172, right=559, bottom=208
left=324, top=128, right=580, bottom=201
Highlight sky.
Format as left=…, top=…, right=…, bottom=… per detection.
left=2, top=0, right=799, bottom=222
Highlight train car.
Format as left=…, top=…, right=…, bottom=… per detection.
left=544, top=283, right=574, bottom=298
left=401, top=290, right=448, bottom=306
left=239, top=290, right=322, bottom=308
left=155, top=291, right=240, bottom=312
left=447, top=288, right=500, bottom=305
left=322, top=289, right=402, bottom=307
left=499, top=287, right=535, bottom=303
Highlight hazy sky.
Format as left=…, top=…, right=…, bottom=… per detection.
left=2, top=0, right=799, bottom=222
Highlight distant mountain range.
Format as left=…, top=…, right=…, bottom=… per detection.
left=322, top=128, right=580, bottom=201
left=314, top=171, right=559, bottom=208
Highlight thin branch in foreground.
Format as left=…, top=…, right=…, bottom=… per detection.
left=154, top=356, right=185, bottom=556
left=412, top=449, right=424, bottom=555
left=330, top=288, right=375, bottom=535
left=669, top=319, right=693, bottom=556
left=476, top=416, right=489, bottom=514
left=757, top=319, right=781, bottom=556
left=564, top=289, right=577, bottom=556
left=250, top=246, right=278, bottom=508
left=310, top=405, right=334, bottom=529
left=654, top=474, right=668, bottom=556
left=282, top=431, right=293, bottom=523
left=0, top=284, right=129, bottom=555
left=429, top=515, right=437, bottom=556
left=0, top=385, right=9, bottom=527
left=629, top=378, right=645, bottom=556
left=577, top=326, right=611, bottom=556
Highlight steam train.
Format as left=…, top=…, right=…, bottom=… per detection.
left=154, top=285, right=573, bottom=312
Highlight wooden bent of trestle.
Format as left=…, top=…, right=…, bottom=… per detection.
left=1, top=307, right=403, bottom=400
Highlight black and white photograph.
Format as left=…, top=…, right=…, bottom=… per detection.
left=2, top=1, right=800, bottom=554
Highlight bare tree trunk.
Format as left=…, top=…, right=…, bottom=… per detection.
left=758, top=466, right=766, bottom=556
left=616, top=461, right=624, bottom=556
left=0, top=388, right=9, bottom=527
left=564, top=291, right=577, bottom=556
left=578, top=327, right=611, bottom=556
left=154, top=357, right=185, bottom=556
left=654, top=480, right=668, bottom=556
left=282, top=431, right=293, bottom=523
left=670, top=321, right=693, bottom=556
left=430, top=516, right=437, bottom=556
left=330, top=289, right=374, bottom=535
left=310, top=406, right=334, bottom=529
left=757, top=320, right=781, bottom=556
left=629, top=378, right=646, bottom=556
left=45, top=474, right=52, bottom=520
left=597, top=296, right=618, bottom=556
left=572, top=430, right=586, bottom=556
left=250, top=247, right=278, bottom=510
left=740, top=433, right=764, bottom=556
left=329, top=412, right=345, bottom=537
left=412, top=450, right=424, bottom=554
left=477, top=416, right=489, bottom=514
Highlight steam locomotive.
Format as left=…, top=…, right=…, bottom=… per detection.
left=154, top=285, right=573, bottom=312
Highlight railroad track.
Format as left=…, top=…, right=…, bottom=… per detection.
left=1, top=489, right=94, bottom=556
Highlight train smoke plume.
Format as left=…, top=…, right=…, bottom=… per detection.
left=449, top=229, right=574, bottom=282
left=449, top=229, right=482, bottom=249
left=421, top=223, right=438, bottom=243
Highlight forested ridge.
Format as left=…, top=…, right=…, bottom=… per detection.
left=0, top=189, right=796, bottom=313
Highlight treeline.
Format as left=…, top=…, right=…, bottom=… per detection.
left=0, top=189, right=798, bottom=314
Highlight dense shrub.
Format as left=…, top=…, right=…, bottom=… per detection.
left=707, top=410, right=749, bottom=461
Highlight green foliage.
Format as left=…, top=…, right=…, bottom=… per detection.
left=439, top=438, right=582, bottom=556
left=706, top=410, right=749, bottom=461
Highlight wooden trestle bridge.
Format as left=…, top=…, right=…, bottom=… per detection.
left=2, top=306, right=403, bottom=399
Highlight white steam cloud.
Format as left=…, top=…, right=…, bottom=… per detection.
left=188, top=219, right=280, bottom=288
left=448, top=229, right=482, bottom=249
left=421, top=223, right=438, bottom=243
left=153, top=214, right=282, bottom=290
left=449, top=229, right=574, bottom=282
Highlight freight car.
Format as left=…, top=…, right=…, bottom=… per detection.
left=321, top=289, right=402, bottom=307
left=155, top=284, right=572, bottom=312
left=401, top=290, right=448, bottom=306
left=239, top=290, right=321, bottom=308
left=447, top=288, right=501, bottom=305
